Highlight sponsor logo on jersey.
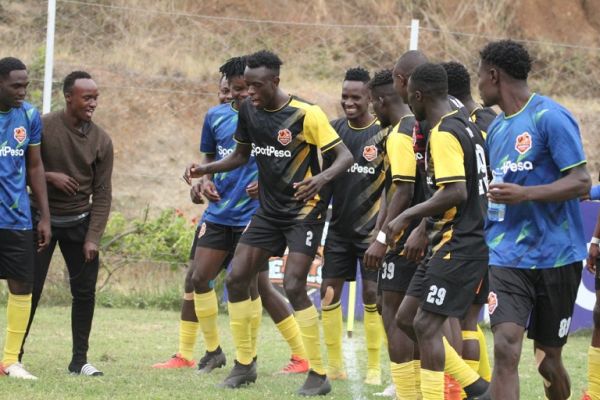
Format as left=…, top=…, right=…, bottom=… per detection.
left=277, top=129, right=292, bottom=146
left=0, top=146, right=25, bottom=157
left=515, top=132, right=532, bottom=154
left=217, top=145, right=234, bottom=158
left=197, top=222, right=207, bottom=238
left=347, top=162, right=376, bottom=175
left=13, top=127, right=26, bottom=144
left=487, top=291, right=498, bottom=314
left=501, top=160, right=534, bottom=174
left=362, top=145, right=378, bottom=162
left=251, top=143, right=292, bottom=158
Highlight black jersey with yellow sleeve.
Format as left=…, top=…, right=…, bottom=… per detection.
left=325, top=117, right=385, bottom=242
left=425, top=110, right=488, bottom=261
left=234, top=96, right=342, bottom=222
left=470, top=106, right=497, bottom=139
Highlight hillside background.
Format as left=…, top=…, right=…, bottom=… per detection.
left=2, top=0, right=599, bottom=219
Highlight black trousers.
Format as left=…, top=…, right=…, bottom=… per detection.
left=20, top=217, right=99, bottom=369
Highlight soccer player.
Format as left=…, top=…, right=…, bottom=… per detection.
left=441, top=60, right=494, bottom=384
left=154, top=57, right=309, bottom=375
left=362, top=68, right=423, bottom=398
left=184, top=50, right=353, bottom=396
left=0, top=57, right=51, bottom=379
left=18, top=71, right=113, bottom=377
left=218, top=75, right=232, bottom=104
left=388, top=63, right=491, bottom=399
left=320, top=66, right=384, bottom=385
left=478, top=40, right=591, bottom=400
left=584, top=194, right=600, bottom=400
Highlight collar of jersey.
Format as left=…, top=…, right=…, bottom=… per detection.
left=264, top=95, right=292, bottom=113
left=347, top=117, right=378, bottom=131
left=229, top=101, right=239, bottom=113
left=503, top=93, right=536, bottom=120
left=433, top=109, right=458, bottom=129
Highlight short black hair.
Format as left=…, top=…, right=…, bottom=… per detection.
left=245, top=50, right=283, bottom=74
left=410, top=63, right=448, bottom=98
left=0, top=57, right=26, bottom=78
left=441, top=61, right=471, bottom=100
left=63, top=71, right=92, bottom=94
left=368, top=69, right=393, bottom=89
left=480, top=40, right=531, bottom=80
left=219, top=56, right=246, bottom=81
left=344, top=67, right=370, bottom=83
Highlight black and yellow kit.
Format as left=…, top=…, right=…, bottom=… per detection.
left=321, top=117, right=382, bottom=281
left=470, top=106, right=496, bottom=138
left=235, top=96, right=341, bottom=257
left=417, top=110, right=489, bottom=317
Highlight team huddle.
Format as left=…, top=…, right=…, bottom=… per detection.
left=0, top=38, right=599, bottom=400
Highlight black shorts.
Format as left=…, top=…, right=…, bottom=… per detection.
left=189, top=222, right=268, bottom=272
left=473, top=270, right=489, bottom=305
left=378, top=253, right=419, bottom=293
left=488, top=263, right=583, bottom=347
left=0, top=229, right=35, bottom=283
left=595, top=262, right=600, bottom=291
left=322, top=233, right=378, bottom=283
left=414, top=257, right=488, bottom=318
left=239, top=212, right=324, bottom=258
left=406, top=262, right=427, bottom=299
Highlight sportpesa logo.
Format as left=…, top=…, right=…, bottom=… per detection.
left=217, top=145, right=234, bottom=158
left=0, top=146, right=25, bottom=157
left=347, top=163, right=376, bottom=175
left=501, top=160, right=534, bottom=173
left=251, top=143, right=291, bottom=158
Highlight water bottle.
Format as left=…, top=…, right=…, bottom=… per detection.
left=488, top=168, right=506, bottom=222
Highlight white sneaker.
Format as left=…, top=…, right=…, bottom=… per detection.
left=373, top=383, right=395, bottom=397
left=5, top=362, right=38, bottom=380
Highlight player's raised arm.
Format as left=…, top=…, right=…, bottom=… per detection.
left=183, top=142, right=251, bottom=184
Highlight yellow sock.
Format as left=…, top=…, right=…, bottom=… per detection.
left=3, top=293, right=32, bottom=366
left=391, top=361, right=416, bottom=399
left=178, top=320, right=200, bottom=360
left=275, top=315, right=307, bottom=359
left=321, top=301, right=343, bottom=372
left=250, top=297, right=263, bottom=358
left=228, top=299, right=253, bottom=365
left=588, top=346, right=600, bottom=399
left=462, top=330, right=481, bottom=374
left=364, top=303, right=383, bottom=372
left=443, top=336, right=479, bottom=388
left=415, top=359, right=423, bottom=399
left=296, top=305, right=325, bottom=375
left=420, top=368, right=444, bottom=400
left=476, top=325, right=491, bottom=381
left=194, top=291, right=220, bottom=352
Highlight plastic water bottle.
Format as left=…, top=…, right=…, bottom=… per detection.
left=488, top=168, right=506, bottom=222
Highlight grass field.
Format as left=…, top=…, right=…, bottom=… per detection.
left=0, top=306, right=591, bottom=399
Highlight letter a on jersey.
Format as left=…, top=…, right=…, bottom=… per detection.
left=515, top=132, right=532, bottom=155
left=363, top=145, right=378, bottom=162
left=277, top=129, right=292, bottom=146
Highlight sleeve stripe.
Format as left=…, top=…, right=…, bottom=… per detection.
left=233, top=137, right=251, bottom=145
left=436, top=176, right=466, bottom=184
left=392, top=175, right=416, bottom=183
left=28, top=142, right=41, bottom=146
left=201, top=151, right=216, bottom=155
left=321, top=137, right=342, bottom=153
left=559, top=159, right=586, bottom=172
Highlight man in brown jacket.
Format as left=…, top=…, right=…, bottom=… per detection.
left=20, top=70, right=113, bottom=376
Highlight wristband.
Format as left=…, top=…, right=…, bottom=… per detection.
left=592, top=237, right=600, bottom=245
left=376, top=231, right=387, bottom=245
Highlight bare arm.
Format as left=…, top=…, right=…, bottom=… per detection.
left=587, top=211, right=600, bottom=273
left=26, top=145, right=51, bottom=250
left=183, top=143, right=251, bottom=184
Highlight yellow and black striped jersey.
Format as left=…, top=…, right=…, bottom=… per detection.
left=325, top=117, right=385, bottom=242
left=234, top=96, right=342, bottom=222
left=470, top=106, right=497, bottom=139
left=425, top=110, right=488, bottom=260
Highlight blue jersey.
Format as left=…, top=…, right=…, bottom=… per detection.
left=200, top=102, right=258, bottom=227
left=0, top=102, right=42, bottom=230
left=485, top=94, right=587, bottom=269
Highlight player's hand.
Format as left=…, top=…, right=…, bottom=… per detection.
left=36, top=216, right=51, bottom=251
left=201, top=177, right=221, bottom=202
left=488, top=182, right=528, bottom=204
left=83, top=241, right=99, bottom=263
left=293, top=175, right=326, bottom=202
left=387, top=214, right=409, bottom=247
left=246, top=181, right=259, bottom=199
left=47, top=172, right=79, bottom=196
left=587, top=243, right=599, bottom=274
left=190, top=182, right=204, bottom=204
left=183, top=163, right=206, bottom=185
left=403, top=223, right=428, bottom=262
left=363, top=241, right=386, bottom=270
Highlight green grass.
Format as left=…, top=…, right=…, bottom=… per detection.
left=0, top=306, right=592, bottom=399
